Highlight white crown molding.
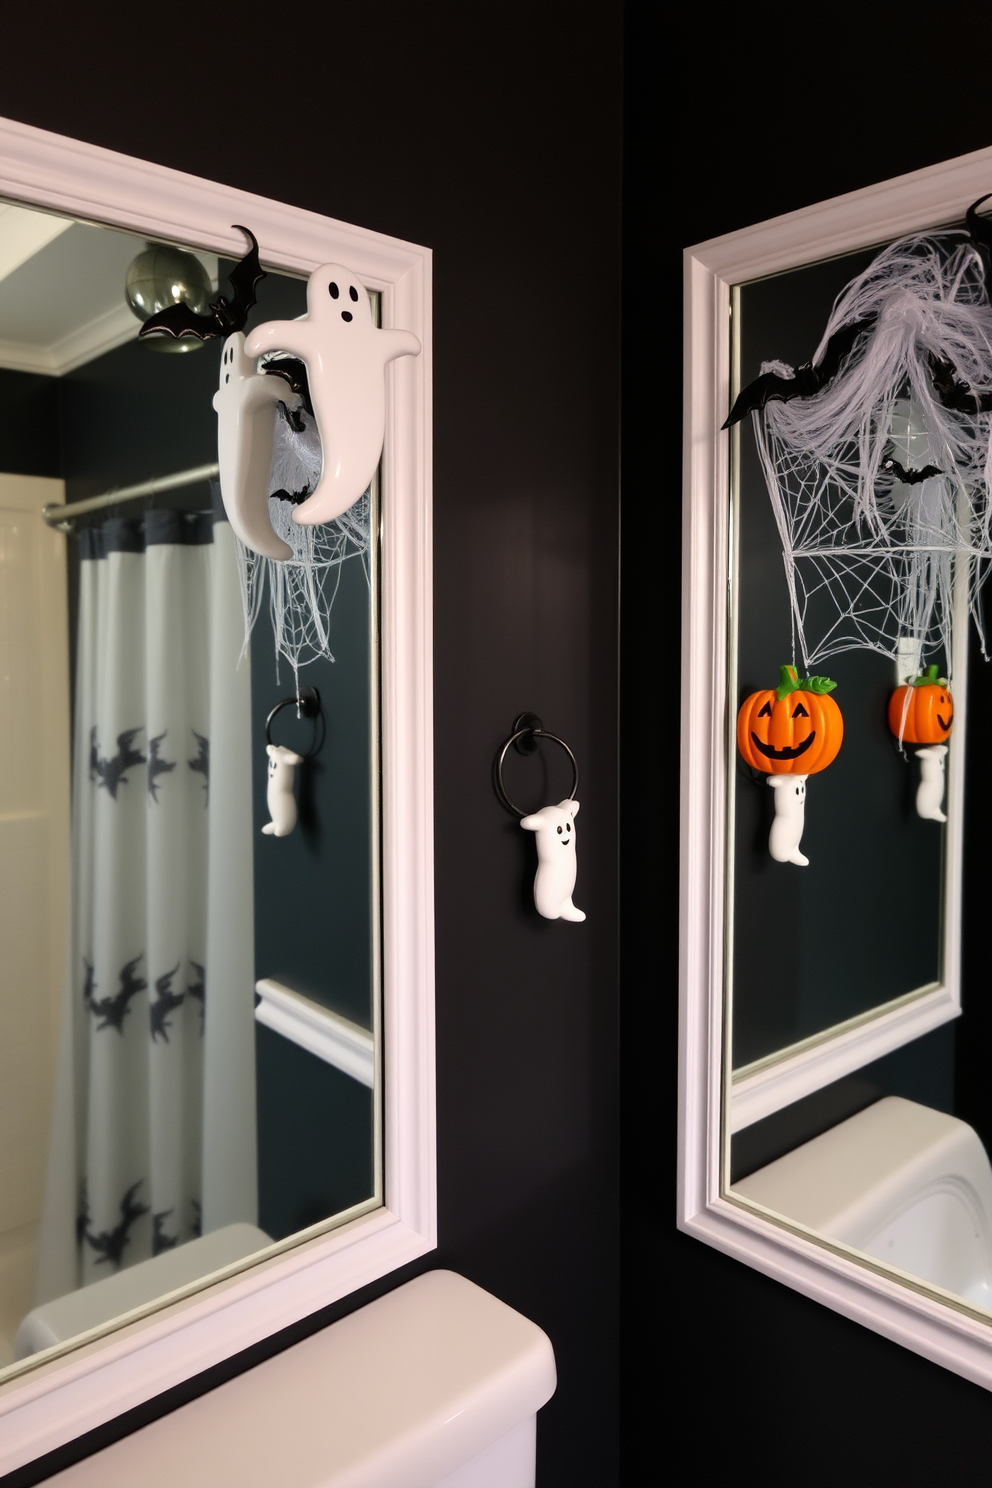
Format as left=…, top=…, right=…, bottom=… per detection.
left=0, top=114, right=435, bottom=1476
left=680, top=144, right=992, bottom=1389
left=254, top=980, right=374, bottom=1088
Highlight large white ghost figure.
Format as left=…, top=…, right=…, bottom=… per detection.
left=213, top=332, right=297, bottom=560
left=519, top=799, right=586, bottom=922
left=262, top=744, right=304, bottom=837
left=767, top=774, right=809, bottom=866
left=915, top=744, right=948, bottom=822
left=245, top=264, right=421, bottom=527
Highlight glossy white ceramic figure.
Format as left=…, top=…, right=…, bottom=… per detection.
left=213, top=332, right=296, bottom=561
left=767, top=773, right=808, bottom=865
left=519, top=799, right=585, bottom=922
left=262, top=744, right=303, bottom=837
left=916, top=743, right=948, bottom=822
left=245, top=264, right=421, bottom=526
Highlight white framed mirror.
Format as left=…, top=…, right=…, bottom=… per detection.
left=0, top=116, right=434, bottom=1474
left=680, top=142, right=992, bottom=1388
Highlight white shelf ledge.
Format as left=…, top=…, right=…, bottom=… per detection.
left=254, top=978, right=375, bottom=1088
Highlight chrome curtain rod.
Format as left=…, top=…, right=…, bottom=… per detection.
left=42, top=462, right=220, bottom=529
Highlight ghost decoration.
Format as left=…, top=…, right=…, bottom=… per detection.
left=244, top=264, right=421, bottom=527
left=262, top=744, right=304, bottom=837
left=767, top=775, right=809, bottom=866
left=915, top=745, right=948, bottom=822
left=519, top=799, right=586, bottom=922
left=213, top=332, right=299, bottom=561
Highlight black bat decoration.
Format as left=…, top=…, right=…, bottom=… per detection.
left=89, top=953, right=147, bottom=1033
left=147, top=732, right=176, bottom=802
left=723, top=316, right=877, bottom=429
left=928, top=351, right=992, bottom=414
left=139, top=226, right=264, bottom=343
left=84, top=1181, right=148, bottom=1268
left=149, top=964, right=184, bottom=1043
left=882, top=457, right=943, bottom=484
left=262, top=356, right=314, bottom=418
left=91, top=726, right=146, bottom=799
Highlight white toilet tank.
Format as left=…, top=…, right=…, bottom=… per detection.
left=732, top=1096, right=992, bottom=1309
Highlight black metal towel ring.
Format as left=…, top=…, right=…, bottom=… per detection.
left=265, top=687, right=324, bottom=757
left=493, top=712, right=579, bottom=818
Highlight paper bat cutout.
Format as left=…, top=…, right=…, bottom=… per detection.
left=882, top=457, right=943, bottom=484
left=928, top=351, right=992, bottom=414
left=139, top=226, right=264, bottom=343
left=723, top=316, right=877, bottom=429
left=261, top=356, right=314, bottom=418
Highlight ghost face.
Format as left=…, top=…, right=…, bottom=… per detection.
left=555, top=819, right=574, bottom=848
left=308, top=266, right=371, bottom=330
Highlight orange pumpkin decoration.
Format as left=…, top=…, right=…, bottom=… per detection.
left=888, top=664, right=953, bottom=744
left=737, top=665, right=843, bottom=776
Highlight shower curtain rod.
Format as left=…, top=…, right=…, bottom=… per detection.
left=41, top=462, right=220, bottom=529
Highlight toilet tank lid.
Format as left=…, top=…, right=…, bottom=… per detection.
left=731, top=1096, right=992, bottom=1242
left=44, top=1270, right=558, bottom=1488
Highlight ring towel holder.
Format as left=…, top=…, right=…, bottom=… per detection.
left=262, top=688, right=323, bottom=838
left=494, top=713, right=586, bottom=923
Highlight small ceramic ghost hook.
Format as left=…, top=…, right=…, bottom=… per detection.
left=914, top=744, right=948, bottom=822
left=262, top=744, right=304, bottom=837
left=767, top=774, right=809, bottom=866
left=519, top=799, right=586, bottom=921
left=213, top=332, right=299, bottom=560
left=245, top=264, right=421, bottom=527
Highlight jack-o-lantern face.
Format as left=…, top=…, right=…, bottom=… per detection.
left=887, top=664, right=953, bottom=744
left=737, top=665, right=843, bottom=776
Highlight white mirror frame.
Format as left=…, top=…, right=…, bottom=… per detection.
left=0, top=117, right=435, bottom=1474
left=680, top=143, right=992, bottom=1391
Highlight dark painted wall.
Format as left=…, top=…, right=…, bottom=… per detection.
left=0, top=2, right=621, bottom=1485
left=622, top=6, right=992, bottom=1486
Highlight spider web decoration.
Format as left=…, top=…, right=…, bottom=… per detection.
left=750, top=228, right=992, bottom=680
left=235, top=406, right=371, bottom=683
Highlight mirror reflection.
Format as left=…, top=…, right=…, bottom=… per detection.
left=725, top=215, right=992, bottom=1315
left=0, top=204, right=379, bottom=1372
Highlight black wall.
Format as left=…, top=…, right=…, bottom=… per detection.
left=0, top=3, right=621, bottom=1485
left=623, top=6, right=992, bottom=1486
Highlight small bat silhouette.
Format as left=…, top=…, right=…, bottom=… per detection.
left=139, top=226, right=264, bottom=343
left=188, top=731, right=210, bottom=799
left=147, top=732, right=176, bottom=802
left=84, top=1180, right=148, bottom=1268
left=89, top=953, right=147, bottom=1033
left=262, top=356, right=314, bottom=417
left=882, top=457, right=943, bottom=484
left=152, top=1210, right=179, bottom=1256
left=186, top=961, right=206, bottom=1031
left=724, top=316, right=877, bottom=428
left=927, top=351, right=992, bottom=414
left=91, top=726, right=146, bottom=799
left=149, top=964, right=184, bottom=1043
left=269, top=485, right=314, bottom=505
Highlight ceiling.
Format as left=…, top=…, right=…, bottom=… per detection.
left=0, top=202, right=216, bottom=376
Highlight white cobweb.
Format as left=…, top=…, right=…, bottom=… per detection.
left=751, top=228, right=992, bottom=683
left=235, top=405, right=371, bottom=684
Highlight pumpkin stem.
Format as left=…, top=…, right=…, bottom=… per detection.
left=775, top=664, right=838, bottom=701
left=913, top=663, right=947, bottom=688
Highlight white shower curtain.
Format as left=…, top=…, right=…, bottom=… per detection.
left=35, top=507, right=256, bottom=1303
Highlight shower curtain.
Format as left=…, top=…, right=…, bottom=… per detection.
left=35, top=507, right=256, bottom=1302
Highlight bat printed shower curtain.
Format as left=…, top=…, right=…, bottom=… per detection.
left=34, top=507, right=256, bottom=1303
